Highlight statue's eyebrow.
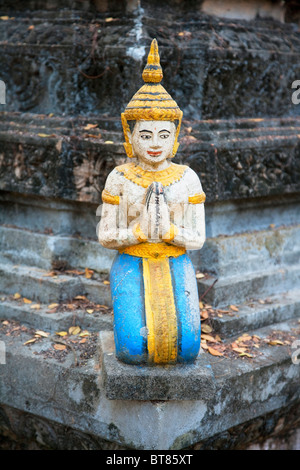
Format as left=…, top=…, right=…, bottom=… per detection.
left=159, top=129, right=170, bottom=133
left=139, top=129, right=152, bottom=133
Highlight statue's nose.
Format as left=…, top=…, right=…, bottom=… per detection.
left=151, top=134, right=161, bottom=148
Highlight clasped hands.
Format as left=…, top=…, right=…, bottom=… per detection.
left=135, top=182, right=175, bottom=243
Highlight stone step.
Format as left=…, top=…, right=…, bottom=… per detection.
left=0, top=225, right=115, bottom=273
left=207, top=289, right=300, bottom=338
left=197, top=264, right=300, bottom=307
left=2, top=223, right=299, bottom=281
left=0, top=262, right=111, bottom=306
left=0, top=297, right=113, bottom=334
left=199, top=224, right=300, bottom=278
left=0, top=315, right=299, bottom=449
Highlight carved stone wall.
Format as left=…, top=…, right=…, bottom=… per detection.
left=0, top=0, right=300, bottom=205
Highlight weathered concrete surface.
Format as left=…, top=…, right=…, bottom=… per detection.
left=99, top=331, right=216, bottom=401
left=0, top=318, right=299, bottom=450
left=0, top=262, right=111, bottom=305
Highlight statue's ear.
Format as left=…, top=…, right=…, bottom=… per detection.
left=121, top=114, right=135, bottom=158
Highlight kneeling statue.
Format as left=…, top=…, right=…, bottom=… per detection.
left=98, top=39, right=206, bottom=365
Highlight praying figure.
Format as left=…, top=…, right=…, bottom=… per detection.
left=98, top=39, right=206, bottom=365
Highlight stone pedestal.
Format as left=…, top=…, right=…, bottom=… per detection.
left=99, top=331, right=216, bottom=401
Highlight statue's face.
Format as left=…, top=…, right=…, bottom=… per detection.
left=130, top=120, right=176, bottom=166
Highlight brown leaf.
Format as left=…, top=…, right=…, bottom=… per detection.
left=201, top=333, right=217, bottom=343
left=69, top=326, right=80, bottom=336
left=23, top=298, right=32, bottom=304
left=83, top=123, right=98, bottom=130
left=85, top=267, right=94, bottom=279
left=35, top=330, right=49, bottom=338
left=74, top=295, right=88, bottom=301
left=202, top=324, right=213, bottom=333
left=48, top=303, right=59, bottom=309
left=232, top=347, right=247, bottom=354
left=267, top=340, right=284, bottom=346
left=103, top=280, right=110, bottom=285
left=23, top=338, right=37, bottom=345
left=208, top=347, right=223, bottom=357
left=229, top=305, right=239, bottom=312
left=53, top=343, right=67, bottom=351
left=30, top=304, right=41, bottom=310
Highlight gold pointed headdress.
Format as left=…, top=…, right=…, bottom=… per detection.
left=121, top=38, right=183, bottom=158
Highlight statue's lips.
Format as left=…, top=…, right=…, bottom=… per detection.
left=147, top=151, right=162, bottom=156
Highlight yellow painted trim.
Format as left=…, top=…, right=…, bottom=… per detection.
left=143, top=257, right=178, bottom=364
left=188, top=192, right=206, bottom=204
left=162, top=223, right=178, bottom=242
left=119, top=242, right=185, bottom=259
left=132, top=223, right=148, bottom=243
left=115, top=162, right=187, bottom=188
left=102, top=189, right=120, bottom=205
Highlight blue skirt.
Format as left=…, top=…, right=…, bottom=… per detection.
left=110, top=252, right=201, bottom=365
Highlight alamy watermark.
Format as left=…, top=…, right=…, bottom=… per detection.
left=291, top=340, right=300, bottom=365
left=0, top=340, right=6, bottom=364
left=0, top=80, right=6, bottom=104
left=291, top=80, right=300, bottom=104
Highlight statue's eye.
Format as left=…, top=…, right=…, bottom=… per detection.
left=160, top=133, right=169, bottom=139
left=140, top=134, right=151, bottom=140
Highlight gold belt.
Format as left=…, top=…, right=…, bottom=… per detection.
left=119, top=242, right=186, bottom=260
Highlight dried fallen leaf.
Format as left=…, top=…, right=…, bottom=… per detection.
left=196, top=272, right=205, bottom=279
left=199, top=301, right=204, bottom=309
left=74, top=295, right=88, bottom=301
left=201, top=333, right=217, bottom=343
left=23, top=298, right=32, bottom=304
left=24, top=338, right=37, bottom=345
left=232, top=347, right=247, bottom=354
left=13, top=293, right=21, bottom=299
left=79, top=330, right=90, bottom=337
left=35, top=330, right=49, bottom=338
left=85, top=267, right=94, bottom=279
left=267, top=340, right=284, bottom=346
left=48, top=303, right=59, bottom=309
left=208, top=346, right=223, bottom=357
left=86, top=309, right=94, bottom=314
left=84, top=123, right=98, bottom=130
left=69, top=326, right=81, bottom=336
left=103, top=280, right=110, bottom=285
left=229, top=305, right=239, bottom=312
left=239, top=352, right=253, bottom=358
left=55, top=331, right=68, bottom=337
left=104, top=141, right=114, bottom=144
left=79, top=338, right=87, bottom=344
left=0, top=16, right=10, bottom=20
left=202, top=324, right=213, bottom=333
left=28, top=25, right=34, bottom=30
left=53, top=343, right=67, bottom=351
left=30, top=304, right=41, bottom=310
left=66, top=303, right=75, bottom=309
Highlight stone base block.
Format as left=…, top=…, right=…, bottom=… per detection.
left=99, top=331, right=216, bottom=401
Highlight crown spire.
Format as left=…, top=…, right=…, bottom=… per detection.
left=142, top=38, right=163, bottom=83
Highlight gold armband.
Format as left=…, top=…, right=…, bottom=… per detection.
left=162, top=223, right=178, bottom=243
left=132, top=223, right=148, bottom=243
left=102, top=189, right=120, bottom=205
left=188, top=192, right=206, bottom=204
